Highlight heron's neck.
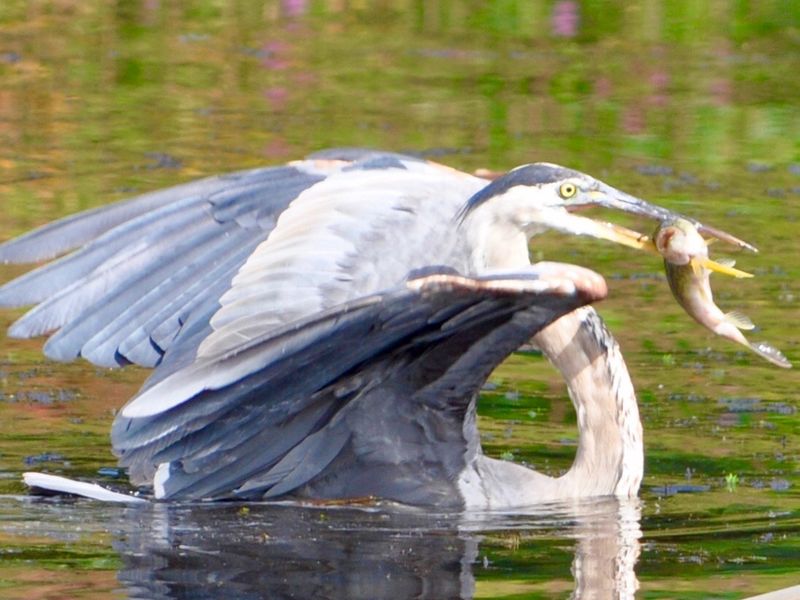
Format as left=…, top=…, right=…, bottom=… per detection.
left=533, top=307, right=643, bottom=498
left=460, top=307, right=643, bottom=509
left=461, top=209, right=532, bottom=271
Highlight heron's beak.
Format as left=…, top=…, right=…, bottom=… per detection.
left=571, top=183, right=758, bottom=253
left=541, top=210, right=655, bottom=252
left=547, top=209, right=754, bottom=279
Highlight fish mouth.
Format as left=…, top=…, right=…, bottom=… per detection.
left=566, top=183, right=759, bottom=254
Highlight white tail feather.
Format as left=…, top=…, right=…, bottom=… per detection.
left=23, top=472, right=147, bottom=504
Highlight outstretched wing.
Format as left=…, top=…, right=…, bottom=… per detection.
left=0, top=150, right=483, bottom=371
left=112, top=264, right=607, bottom=504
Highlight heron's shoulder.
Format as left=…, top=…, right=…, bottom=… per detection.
left=196, top=156, right=483, bottom=359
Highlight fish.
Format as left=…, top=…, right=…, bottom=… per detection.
left=654, top=217, right=792, bottom=369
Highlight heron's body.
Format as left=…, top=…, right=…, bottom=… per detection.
left=2, top=149, right=747, bottom=508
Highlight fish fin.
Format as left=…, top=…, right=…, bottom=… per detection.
left=696, top=256, right=753, bottom=278
left=748, top=341, right=793, bottom=369
left=689, top=257, right=703, bottom=277
left=704, top=238, right=717, bottom=246
left=724, top=310, right=755, bottom=330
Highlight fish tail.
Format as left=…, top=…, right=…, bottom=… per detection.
left=748, top=341, right=793, bottom=369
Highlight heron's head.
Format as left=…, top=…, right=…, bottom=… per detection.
left=461, top=163, right=756, bottom=253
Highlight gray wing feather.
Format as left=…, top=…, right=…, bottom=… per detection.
left=0, top=161, right=344, bottom=367
left=0, top=152, right=460, bottom=370
left=119, top=233, right=263, bottom=366
left=156, top=404, right=348, bottom=501
left=77, top=225, right=258, bottom=367
left=111, top=267, right=604, bottom=502
left=197, top=164, right=483, bottom=359
left=0, top=174, right=228, bottom=264
left=259, top=425, right=352, bottom=498
left=0, top=193, right=208, bottom=311
left=39, top=215, right=232, bottom=364
left=209, top=168, right=325, bottom=229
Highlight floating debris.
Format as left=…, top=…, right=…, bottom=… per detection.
left=746, top=162, right=774, bottom=173
left=636, top=165, right=674, bottom=176
left=97, top=467, right=124, bottom=479
left=718, top=397, right=796, bottom=415
left=24, top=452, right=66, bottom=466
left=650, top=484, right=711, bottom=496
left=0, top=389, right=77, bottom=404
left=770, top=478, right=790, bottom=492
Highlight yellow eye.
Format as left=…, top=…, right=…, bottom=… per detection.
left=559, top=182, right=578, bottom=199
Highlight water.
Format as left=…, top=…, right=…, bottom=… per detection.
left=0, top=494, right=797, bottom=598
left=1, top=496, right=641, bottom=599
left=0, top=1, right=798, bottom=598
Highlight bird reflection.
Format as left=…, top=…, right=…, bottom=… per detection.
left=569, top=499, right=641, bottom=599
left=116, top=502, right=475, bottom=599
left=111, top=497, right=641, bottom=600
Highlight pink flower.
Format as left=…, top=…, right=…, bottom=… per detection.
left=263, top=87, right=289, bottom=110
left=552, top=1, right=580, bottom=38
left=282, top=0, right=307, bottom=18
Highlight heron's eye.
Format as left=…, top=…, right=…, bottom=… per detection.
left=559, top=182, right=578, bottom=199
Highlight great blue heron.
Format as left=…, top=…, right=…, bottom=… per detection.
left=1, top=149, right=753, bottom=508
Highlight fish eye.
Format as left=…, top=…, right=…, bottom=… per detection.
left=559, top=182, right=578, bottom=199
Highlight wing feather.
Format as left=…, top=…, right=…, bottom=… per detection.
left=111, top=266, right=606, bottom=501
left=118, top=233, right=263, bottom=365
left=0, top=193, right=209, bottom=310
left=39, top=215, right=227, bottom=364
left=197, top=164, right=484, bottom=358
left=1, top=152, right=483, bottom=371
left=0, top=158, right=352, bottom=366
left=0, top=173, right=230, bottom=264
left=78, top=225, right=260, bottom=367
